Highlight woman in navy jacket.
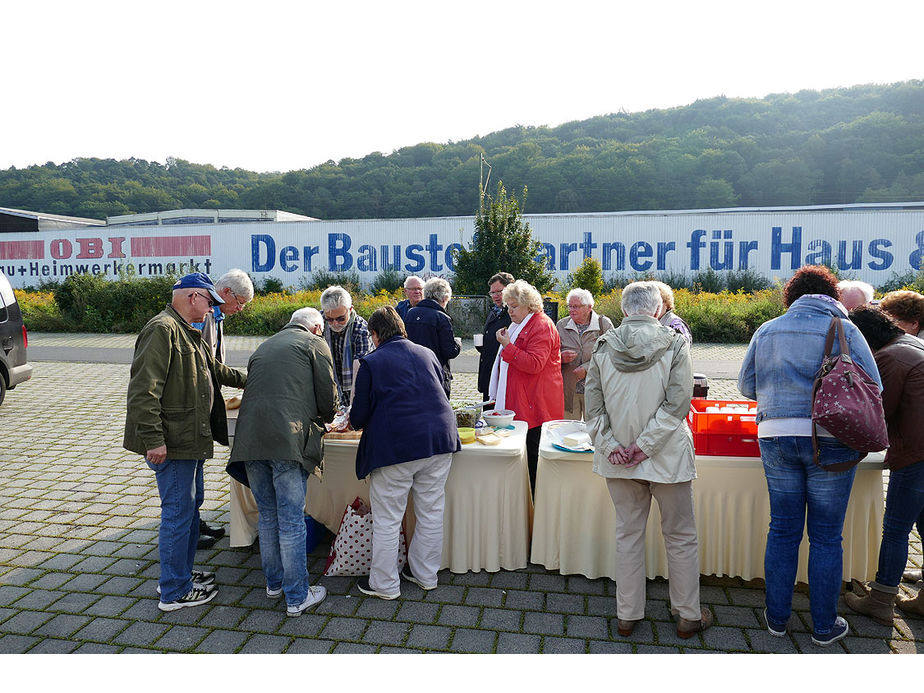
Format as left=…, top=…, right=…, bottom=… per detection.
left=405, top=277, right=461, bottom=398
left=349, top=306, right=460, bottom=600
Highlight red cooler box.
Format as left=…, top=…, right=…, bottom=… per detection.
left=687, top=399, right=760, bottom=457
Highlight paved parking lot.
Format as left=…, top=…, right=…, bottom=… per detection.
left=0, top=334, right=921, bottom=653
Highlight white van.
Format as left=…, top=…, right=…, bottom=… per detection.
left=0, top=272, right=33, bottom=405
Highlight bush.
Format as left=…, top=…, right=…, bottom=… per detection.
left=567, top=257, right=605, bottom=297
left=53, top=274, right=177, bottom=332
left=370, top=269, right=408, bottom=294
left=691, top=268, right=725, bottom=293
left=726, top=269, right=771, bottom=293
left=298, top=269, right=361, bottom=294
left=258, top=277, right=290, bottom=295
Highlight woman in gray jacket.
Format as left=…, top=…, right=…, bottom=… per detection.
left=557, top=288, right=613, bottom=421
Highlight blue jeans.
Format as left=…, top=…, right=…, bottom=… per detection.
left=147, top=459, right=204, bottom=602
left=244, top=460, right=310, bottom=606
left=759, top=436, right=857, bottom=635
left=876, top=460, right=924, bottom=587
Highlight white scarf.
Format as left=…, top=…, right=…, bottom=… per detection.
left=488, top=311, right=534, bottom=411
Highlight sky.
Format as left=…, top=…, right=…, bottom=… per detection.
left=1, top=0, right=921, bottom=174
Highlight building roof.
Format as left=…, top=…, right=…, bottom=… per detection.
left=106, top=209, right=317, bottom=226
left=0, top=207, right=105, bottom=233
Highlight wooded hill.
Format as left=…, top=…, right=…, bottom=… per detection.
left=2, top=80, right=922, bottom=221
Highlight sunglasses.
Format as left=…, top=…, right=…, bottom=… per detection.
left=191, top=291, right=215, bottom=307
left=324, top=314, right=348, bottom=323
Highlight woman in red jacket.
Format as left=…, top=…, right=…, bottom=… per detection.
left=489, top=280, right=564, bottom=491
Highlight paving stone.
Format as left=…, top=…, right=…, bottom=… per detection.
left=314, top=595, right=360, bottom=616
left=489, top=571, right=530, bottom=590
left=154, top=625, right=211, bottom=651
left=701, top=625, right=750, bottom=651
left=726, top=587, right=767, bottom=607
left=565, top=575, right=607, bottom=595
left=504, top=589, right=544, bottom=611
left=33, top=614, right=92, bottom=639
left=61, top=573, right=110, bottom=593
left=0, top=585, right=30, bottom=607
left=406, top=624, right=452, bottom=650
left=586, top=595, right=618, bottom=617
left=1, top=567, right=46, bottom=585
left=450, top=571, right=491, bottom=586
left=437, top=604, right=480, bottom=627
left=0, top=634, right=41, bottom=653
left=496, top=632, right=541, bottom=654
left=68, top=555, right=118, bottom=574
left=565, top=614, right=608, bottom=639
left=73, top=642, right=121, bottom=653
left=528, top=573, right=568, bottom=591
left=542, top=636, right=586, bottom=653
left=10, top=589, right=66, bottom=611
left=96, top=576, right=145, bottom=595
left=637, top=644, right=683, bottom=653
left=546, top=592, right=585, bottom=614
left=523, top=611, right=565, bottom=636
left=320, top=616, right=368, bottom=641
left=464, top=586, right=504, bottom=608
left=480, top=607, right=521, bottom=632
left=332, top=642, right=378, bottom=653
left=362, top=620, right=410, bottom=646
left=745, top=629, right=801, bottom=653
left=355, top=597, right=400, bottom=619
left=238, top=609, right=288, bottom=633
left=240, top=633, right=292, bottom=654
left=194, top=629, right=249, bottom=653
left=712, top=604, right=761, bottom=628
left=1, top=610, right=54, bottom=634
left=588, top=639, right=633, bottom=653
left=286, top=638, right=335, bottom=653
left=449, top=628, right=496, bottom=653
left=380, top=646, right=425, bottom=653
left=395, top=600, right=440, bottom=624
left=72, top=617, right=131, bottom=643
left=277, top=613, right=328, bottom=638
left=83, top=595, right=137, bottom=617
left=843, top=636, right=894, bottom=654
left=423, top=585, right=465, bottom=604
left=112, top=620, right=170, bottom=648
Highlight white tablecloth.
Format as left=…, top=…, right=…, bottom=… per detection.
left=530, top=421, right=885, bottom=582
left=230, top=422, right=533, bottom=573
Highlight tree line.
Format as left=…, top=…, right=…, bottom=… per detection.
left=1, top=80, right=922, bottom=221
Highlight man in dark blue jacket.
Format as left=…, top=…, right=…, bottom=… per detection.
left=349, top=306, right=460, bottom=600
left=405, top=277, right=460, bottom=398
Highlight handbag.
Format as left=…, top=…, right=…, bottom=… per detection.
left=323, top=496, right=407, bottom=577
left=811, top=316, right=889, bottom=470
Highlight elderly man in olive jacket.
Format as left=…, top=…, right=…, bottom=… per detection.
left=228, top=307, right=339, bottom=617
left=124, top=272, right=247, bottom=612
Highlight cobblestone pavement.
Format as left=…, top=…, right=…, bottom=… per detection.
left=0, top=336, right=921, bottom=653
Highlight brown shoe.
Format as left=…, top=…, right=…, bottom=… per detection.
left=677, top=607, right=714, bottom=639
left=902, top=569, right=923, bottom=584
left=617, top=619, right=641, bottom=637
left=844, top=579, right=897, bottom=627
left=896, top=589, right=924, bottom=618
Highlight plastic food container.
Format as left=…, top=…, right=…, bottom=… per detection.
left=458, top=427, right=476, bottom=444
left=687, top=399, right=760, bottom=457
left=484, top=409, right=515, bottom=427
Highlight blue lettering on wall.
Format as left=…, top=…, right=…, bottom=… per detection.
left=837, top=239, right=863, bottom=270
left=805, top=239, right=831, bottom=266
left=280, top=246, right=298, bottom=272
left=538, top=243, right=556, bottom=270
left=656, top=241, right=676, bottom=270
left=445, top=243, right=461, bottom=271
left=559, top=242, right=579, bottom=270
left=405, top=245, right=425, bottom=272
left=358, top=244, right=376, bottom=272
left=252, top=234, right=275, bottom=272
left=738, top=240, right=758, bottom=269
left=329, top=233, right=352, bottom=271
left=771, top=226, right=802, bottom=270
left=381, top=245, right=401, bottom=271
left=629, top=241, right=653, bottom=271
left=579, top=232, right=597, bottom=259
left=909, top=230, right=924, bottom=272
left=710, top=230, right=734, bottom=270
left=602, top=242, right=625, bottom=271
left=868, top=238, right=893, bottom=271
left=687, top=230, right=707, bottom=270
left=426, top=234, right=443, bottom=272
left=303, top=245, right=320, bottom=272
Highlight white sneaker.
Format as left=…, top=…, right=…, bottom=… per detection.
left=266, top=585, right=283, bottom=599
left=286, top=586, right=327, bottom=617
left=158, top=585, right=218, bottom=612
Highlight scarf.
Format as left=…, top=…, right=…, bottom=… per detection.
left=325, top=311, right=356, bottom=403
left=488, top=311, right=534, bottom=411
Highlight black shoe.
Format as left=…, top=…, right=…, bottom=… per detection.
left=400, top=564, right=437, bottom=591
left=197, top=534, right=217, bottom=550
left=199, top=520, right=226, bottom=539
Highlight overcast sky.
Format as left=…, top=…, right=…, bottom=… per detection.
left=2, top=0, right=921, bottom=174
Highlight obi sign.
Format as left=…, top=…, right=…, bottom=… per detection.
left=1, top=205, right=923, bottom=288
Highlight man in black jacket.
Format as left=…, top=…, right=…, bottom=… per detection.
left=476, top=272, right=514, bottom=401
left=405, top=277, right=460, bottom=398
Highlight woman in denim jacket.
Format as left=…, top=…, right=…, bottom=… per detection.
left=738, top=265, right=881, bottom=647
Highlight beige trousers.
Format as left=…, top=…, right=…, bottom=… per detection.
left=606, top=478, right=701, bottom=621
left=563, top=393, right=585, bottom=421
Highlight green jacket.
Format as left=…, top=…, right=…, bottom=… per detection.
left=228, top=323, right=338, bottom=478
left=123, top=305, right=247, bottom=459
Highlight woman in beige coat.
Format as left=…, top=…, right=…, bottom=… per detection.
left=556, top=288, right=613, bottom=421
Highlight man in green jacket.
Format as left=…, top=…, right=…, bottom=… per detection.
left=228, top=307, right=338, bottom=617
left=124, top=273, right=247, bottom=612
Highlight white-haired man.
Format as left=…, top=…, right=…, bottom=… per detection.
left=320, top=285, right=373, bottom=408
left=837, top=280, right=875, bottom=311
left=585, top=281, right=711, bottom=639
left=557, top=288, right=614, bottom=420
left=191, top=268, right=254, bottom=547
left=395, top=275, right=424, bottom=321
left=227, top=306, right=338, bottom=617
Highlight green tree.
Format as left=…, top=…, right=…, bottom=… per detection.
left=567, top=257, right=605, bottom=296
left=452, top=183, right=554, bottom=294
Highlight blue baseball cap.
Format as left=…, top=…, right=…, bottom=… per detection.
left=173, top=272, right=224, bottom=304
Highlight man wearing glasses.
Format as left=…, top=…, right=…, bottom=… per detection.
left=476, top=272, right=514, bottom=401
left=320, top=285, right=372, bottom=408
left=193, top=268, right=254, bottom=547
left=395, top=275, right=424, bottom=321
left=124, top=273, right=247, bottom=611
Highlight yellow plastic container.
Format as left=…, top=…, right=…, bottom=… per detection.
left=458, top=427, right=476, bottom=444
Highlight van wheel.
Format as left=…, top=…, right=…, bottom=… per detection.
left=0, top=376, right=6, bottom=406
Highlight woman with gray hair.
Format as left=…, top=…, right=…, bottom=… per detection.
left=490, top=279, right=564, bottom=491
left=405, top=277, right=461, bottom=398
left=557, top=288, right=613, bottom=420
left=652, top=281, right=692, bottom=345
left=585, top=281, right=711, bottom=639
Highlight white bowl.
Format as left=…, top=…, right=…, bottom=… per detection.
left=484, top=409, right=515, bottom=427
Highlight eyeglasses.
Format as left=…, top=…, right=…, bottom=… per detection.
left=230, top=291, right=248, bottom=310
left=406, top=287, right=423, bottom=292
left=191, top=291, right=215, bottom=307
left=489, top=290, right=504, bottom=296
left=324, top=314, right=348, bottom=323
